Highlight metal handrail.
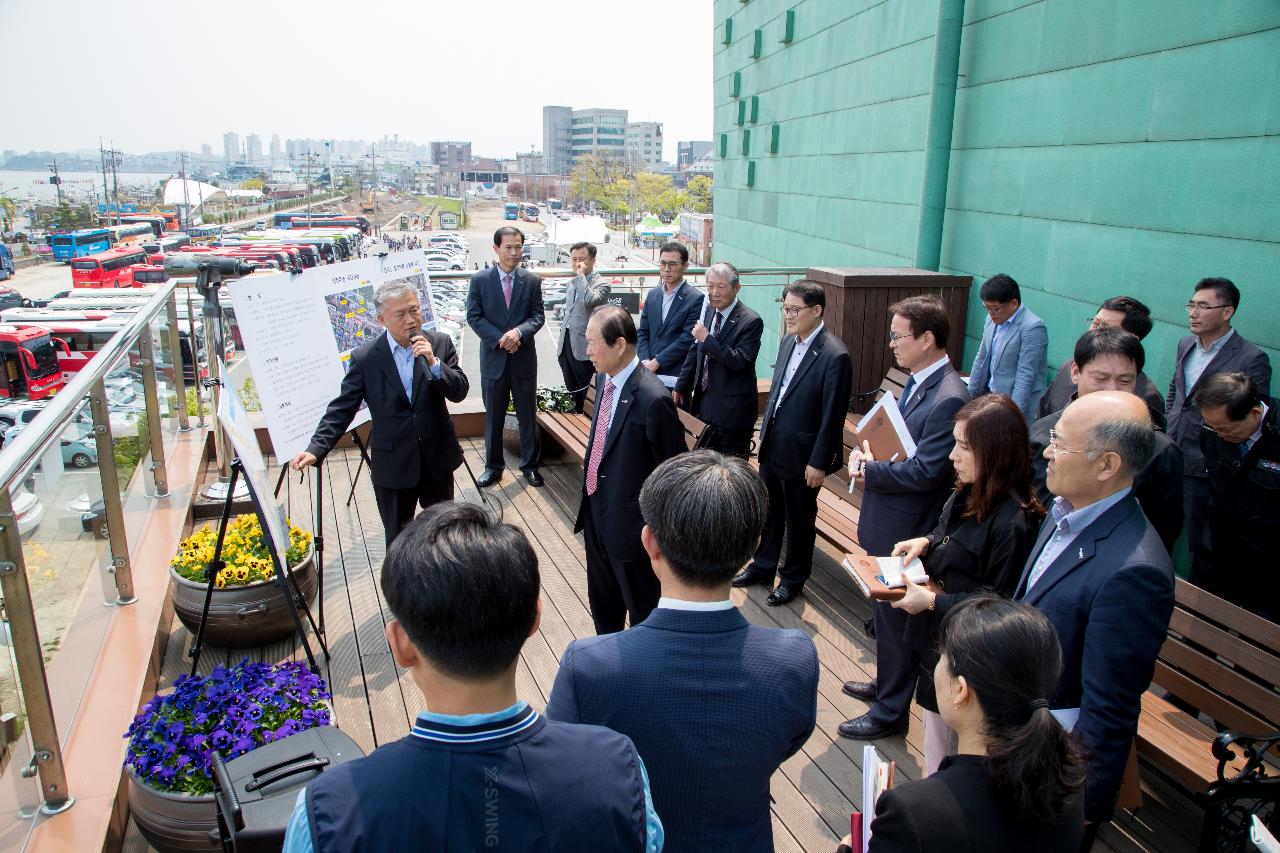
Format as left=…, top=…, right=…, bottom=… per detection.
left=0, top=279, right=178, bottom=492
left=418, top=265, right=809, bottom=282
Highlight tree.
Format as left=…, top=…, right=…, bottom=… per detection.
left=242, top=178, right=266, bottom=190
left=508, top=181, right=525, bottom=199
left=636, top=173, right=673, bottom=214
left=687, top=176, right=712, bottom=213
left=0, top=196, right=17, bottom=233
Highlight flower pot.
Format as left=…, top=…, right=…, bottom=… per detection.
left=170, top=547, right=316, bottom=648
left=126, top=768, right=218, bottom=853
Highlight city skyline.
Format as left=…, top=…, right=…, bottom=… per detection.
left=0, top=0, right=712, bottom=161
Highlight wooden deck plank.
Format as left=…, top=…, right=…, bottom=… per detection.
left=129, top=444, right=1194, bottom=853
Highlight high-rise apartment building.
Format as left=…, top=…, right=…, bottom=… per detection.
left=626, top=121, right=664, bottom=168
left=543, top=106, right=573, bottom=175
left=430, top=141, right=472, bottom=170
left=222, top=132, right=239, bottom=165
left=245, top=134, right=262, bottom=165
left=270, top=134, right=282, bottom=161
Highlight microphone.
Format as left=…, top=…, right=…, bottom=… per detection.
left=409, top=332, right=434, bottom=376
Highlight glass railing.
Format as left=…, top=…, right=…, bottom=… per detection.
left=0, top=279, right=190, bottom=845
left=421, top=266, right=808, bottom=404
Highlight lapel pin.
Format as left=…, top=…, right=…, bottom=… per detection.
left=1078, top=547, right=1084, bottom=559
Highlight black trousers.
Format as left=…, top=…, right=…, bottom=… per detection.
left=867, top=600, right=914, bottom=726
left=481, top=370, right=540, bottom=472
left=582, top=496, right=660, bottom=634
left=372, top=468, right=455, bottom=549
left=698, top=423, right=754, bottom=459
left=557, top=337, right=595, bottom=414
left=1184, top=476, right=1214, bottom=590
left=752, top=467, right=820, bottom=587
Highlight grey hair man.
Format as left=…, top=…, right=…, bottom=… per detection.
left=1015, top=391, right=1174, bottom=830
left=294, top=279, right=470, bottom=546
left=557, top=242, right=611, bottom=413
left=674, top=262, right=764, bottom=458
left=548, top=450, right=819, bottom=851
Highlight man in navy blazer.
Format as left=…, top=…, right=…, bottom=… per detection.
left=841, top=294, right=970, bottom=740
left=576, top=306, right=687, bottom=634
left=466, top=226, right=545, bottom=487
left=674, top=262, right=763, bottom=458
left=549, top=450, right=819, bottom=853
left=732, top=281, right=852, bottom=606
left=1016, top=391, right=1174, bottom=829
left=968, top=273, right=1048, bottom=419
left=637, top=241, right=704, bottom=389
left=1165, top=277, right=1272, bottom=588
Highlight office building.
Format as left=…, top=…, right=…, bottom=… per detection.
left=678, top=141, right=713, bottom=170
left=544, top=106, right=631, bottom=173
left=431, top=141, right=472, bottom=170
left=626, top=122, right=664, bottom=168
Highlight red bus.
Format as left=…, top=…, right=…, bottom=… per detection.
left=0, top=325, right=66, bottom=400
left=71, top=247, right=150, bottom=288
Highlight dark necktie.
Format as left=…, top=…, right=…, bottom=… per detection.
left=899, top=375, right=917, bottom=411
left=700, top=311, right=722, bottom=392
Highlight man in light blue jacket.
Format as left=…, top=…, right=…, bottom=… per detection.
left=968, top=273, right=1048, bottom=418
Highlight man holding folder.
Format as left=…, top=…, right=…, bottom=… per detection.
left=840, top=295, right=969, bottom=741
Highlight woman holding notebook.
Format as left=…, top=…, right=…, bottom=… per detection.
left=848, top=596, right=1086, bottom=852
left=886, top=394, right=1043, bottom=774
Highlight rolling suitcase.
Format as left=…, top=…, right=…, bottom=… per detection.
left=210, top=724, right=365, bottom=853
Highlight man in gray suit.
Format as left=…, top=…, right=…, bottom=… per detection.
left=466, top=226, right=546, bottom=488
left=1166, top=277, right=1272, bottom=587
left=968, top=273, right=1048, bottom=419
left=557, top=241, right=610, bottom=413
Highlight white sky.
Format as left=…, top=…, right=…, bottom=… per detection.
left=0, top=0, right=713, bottom=161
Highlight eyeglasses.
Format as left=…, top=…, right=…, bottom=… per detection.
left=888, top=331, right=918, bottom=343
left=658, top=260, right=683, bottom=269
left=1048, top=429, right=1086, bottom=455
left=1186, top=302, right=1229, bottom=314
left=781, top=304, right=813, bottom=316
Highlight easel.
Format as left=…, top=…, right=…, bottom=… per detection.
left=273, top=456, right=330, bottom=641
left=189, top=459, right=328, bottom=676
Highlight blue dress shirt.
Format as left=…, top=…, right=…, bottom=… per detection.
left=389, top=332, right=442, bottom=401
left=1024, top=487, right=1133, bottom=592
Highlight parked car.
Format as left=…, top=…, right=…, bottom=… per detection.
left=0, top=285, right=24, bottom=310
left=61, top=436, right=97, bottom=468
left=12, top=487, right=44, bottom=538
left=81, top=498, right=108, bottom=539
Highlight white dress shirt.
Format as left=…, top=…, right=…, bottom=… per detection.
left=777, top=322, right=824, bottom=405
left=605, top=356, right=640, bottom=425
left=903, top=354, right=950, bottom=406
left=657, top=598, right=735, bottom=611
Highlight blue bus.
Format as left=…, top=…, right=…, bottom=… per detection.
left=503, top=202, right=519, bottom=221
left=48, top=228, right=113, bottom=262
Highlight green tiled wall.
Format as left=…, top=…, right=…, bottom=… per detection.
left=712, top=0, right=1280, bottom=392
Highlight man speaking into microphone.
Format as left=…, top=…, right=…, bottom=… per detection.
left=292, top=280, right=469, bottom=547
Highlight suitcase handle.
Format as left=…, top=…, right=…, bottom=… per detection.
left=211, top=753, right=243, bottom=828
left=244, top=755, right=331, bottom=792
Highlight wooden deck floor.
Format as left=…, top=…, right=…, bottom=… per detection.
left=125, top=440, right=1201, bottom=852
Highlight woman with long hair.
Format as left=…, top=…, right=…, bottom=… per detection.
left=867, top=595, right=1086, bottom=851
left=887, top=394, right=1044, bottom=773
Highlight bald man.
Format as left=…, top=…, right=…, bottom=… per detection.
left=1014, top=392, right=1174, bottom=833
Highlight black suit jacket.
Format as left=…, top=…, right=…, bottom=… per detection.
left=1040, top=358, right=1167, bottom=430
left=465, top=266, right=545, bottom=380
left=758, top=327, right=853, bottom=480
left=1166, top=331, right=1272, bottom=477
left=306, top=330, right=469, bottom=489
left=857, top=363, right=970, bottom=556
left=1029, top=408, right=1184, bottom=552
left=674, top=300, right=763, bottom=430
left=1015, top=495, right=1174, bottom=822
left=636, top=280, right=704, bottom=374
left=574, top=364, right=687, bottom=562
left=869, top=755, right=1084, bottom=853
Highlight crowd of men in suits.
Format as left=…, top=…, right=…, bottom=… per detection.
left=291, top=229, right=1275, bottom=850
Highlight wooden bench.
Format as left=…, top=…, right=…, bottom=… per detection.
left=1136, top=579, right=1280, bottom=850
left=536, top=381, right=708, bottom=466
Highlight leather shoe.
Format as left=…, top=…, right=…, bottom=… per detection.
left=732, top=567, right=774, bottom=588
left=765, top=584, right=802, bottom=607
left=837, top=714, right=907, bottom=741
left=842, top=681, right=877, bottom=701
left=523, top=470, right=544, bottom=488
left=476, top=469, right=502, bottom=488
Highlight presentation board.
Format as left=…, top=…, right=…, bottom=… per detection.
left=228, top=251, right=438, bottom=461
